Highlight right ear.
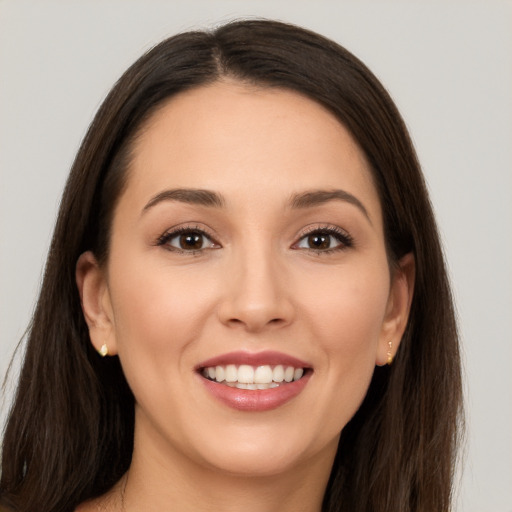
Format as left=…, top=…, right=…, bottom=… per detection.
left=76, top=251, right=118, bottom=355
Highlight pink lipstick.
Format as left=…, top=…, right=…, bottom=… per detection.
left=196, top=351, right=312, bottom=412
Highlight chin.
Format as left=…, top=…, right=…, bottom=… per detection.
left=202, top=447, right=307, bottom=478
left=187, top=424, right=338, bottom=479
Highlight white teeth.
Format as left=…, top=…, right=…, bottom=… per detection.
left=237, top=365, right=254, bottom=384
left=254, top=365, right=273, bottom=384
left=225, top=364, right=237, bottom=383
left=201, top=364, right=306, bottom=387
left=273, top=365, right=284, bottom=382
left=215, top=366, right=225, bottom=382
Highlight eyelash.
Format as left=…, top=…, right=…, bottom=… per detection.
left=293, top=225, right=354, bottom=255
left=155, top=225, right=219, bottom=254
left=155, top=224, right=354, bottom=255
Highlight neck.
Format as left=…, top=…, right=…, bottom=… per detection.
left=121, top=421, right=337, bottom=512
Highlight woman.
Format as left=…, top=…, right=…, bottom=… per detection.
left=0, top=19, right=463, bottom=512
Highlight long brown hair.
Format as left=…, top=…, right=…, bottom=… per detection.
left=0, top=19, right=463, bottom=512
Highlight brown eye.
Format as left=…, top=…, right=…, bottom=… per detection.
left=179, top=233, right=204, bottom=250
left=161, top=229, right=218, bottom=252
left=307, top=233, right=331, bottom=250
left=294, top=228, right=351, bottom=253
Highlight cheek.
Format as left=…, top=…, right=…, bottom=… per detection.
left=296, top=261, right=390, bottom=429
left=109, top=261, right=212, bottom=347
left=301, top=261, right=390, bottom=353
left=105, top=255, right=222, bottom=437
left=105, top=254, right=220, bottom=402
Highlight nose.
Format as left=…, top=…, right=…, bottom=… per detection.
left=217, top=246, right=295, bottom=333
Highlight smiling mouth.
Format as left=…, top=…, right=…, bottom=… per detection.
left=200, top=364, right=306, bottom=390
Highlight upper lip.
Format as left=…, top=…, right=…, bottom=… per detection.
left=196, top=350, right=311, bottom=370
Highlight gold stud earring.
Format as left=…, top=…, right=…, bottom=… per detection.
left=386, top=340, right=393, bottom=365
left=98, top=344, right=109, bottom=357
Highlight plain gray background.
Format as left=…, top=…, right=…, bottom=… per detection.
left=1, top=1, right=511, bottom=510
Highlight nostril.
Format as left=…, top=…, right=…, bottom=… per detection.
left=218, top=295, right=294, bottom=332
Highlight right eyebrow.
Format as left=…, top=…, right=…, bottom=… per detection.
left=141, top=188, right=226, bottom=215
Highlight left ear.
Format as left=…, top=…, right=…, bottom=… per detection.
left=376, top=252, right=415, bottom=366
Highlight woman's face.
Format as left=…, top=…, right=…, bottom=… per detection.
left=79, top=81, right=412, bottom=479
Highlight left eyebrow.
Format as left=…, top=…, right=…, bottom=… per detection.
left=289, top=189, right=372, bottom=224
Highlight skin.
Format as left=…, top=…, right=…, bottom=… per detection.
left=76, top=81, right=414, bottom=512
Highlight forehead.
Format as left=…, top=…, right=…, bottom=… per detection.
left=123, top=81, right=381, bottom=221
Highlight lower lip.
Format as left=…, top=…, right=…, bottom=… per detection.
left=200, top=373, right=311, bottom=412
